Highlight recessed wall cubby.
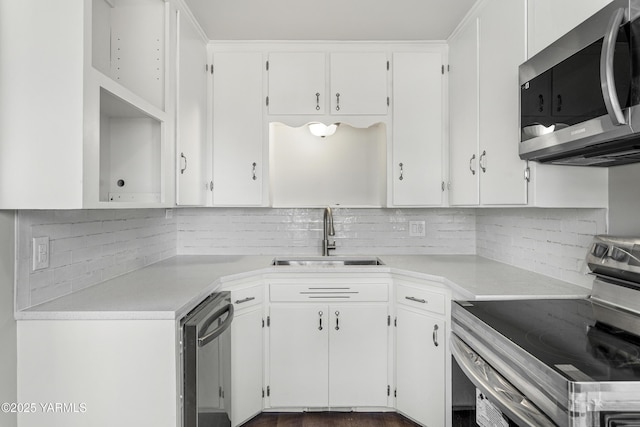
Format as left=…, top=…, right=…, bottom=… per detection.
left=99, top=88, right=163, bottom=203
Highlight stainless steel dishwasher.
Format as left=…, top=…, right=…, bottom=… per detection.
left=181, top=291, right=234, bottom=427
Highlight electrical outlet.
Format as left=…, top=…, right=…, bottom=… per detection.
left=409, top=221, right=426, bottom=237
left=32, top=236, right=50, bottom=271
left=165, top=209, right=173, bottom=219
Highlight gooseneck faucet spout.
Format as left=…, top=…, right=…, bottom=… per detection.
left=322, top=207, right=336, bottom=256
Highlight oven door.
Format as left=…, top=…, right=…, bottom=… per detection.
left=182, top=292, right=234, bottom=427
left=451, top=334, right=557, bottom=427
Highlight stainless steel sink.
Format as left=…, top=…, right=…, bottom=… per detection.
left=272, top=257, right=384, bottom=266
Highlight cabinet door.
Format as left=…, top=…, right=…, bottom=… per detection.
left=395, top=307, right=445, bottom=427
left=478, top=0, right=527, bottom=205
left=328, top=304, right=388, bottom=407
left=176, top=11, right=207, bottom=206
left=449, top=19, right=480, bottom=206
left=392, top=52, right=444, bottom=206
left=268, top=305, right=328, bottom=407
left=267, top=52, right=326, bottom=115
left=230, top=307, right=263, bottom=427
left=330, top=53, right=388, bottom=115
left=212, top=52, right=264, bottom=206
left=528, top=0, right=613, bottom=57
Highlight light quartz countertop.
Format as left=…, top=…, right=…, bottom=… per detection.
left=16, top=255, right=592, bottom=321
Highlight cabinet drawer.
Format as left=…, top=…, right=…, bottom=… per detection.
left=396, top=284, right=445, bottom=315
left=230, top=286, right=263, bottom=310
left=270, top=283, right=388, bottom=302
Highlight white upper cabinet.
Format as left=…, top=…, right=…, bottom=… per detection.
left=477, top=0, right=528, bottom=205
left=449, top=0, right=528, bottom=206
left=267, top=53, right=326, bottom=115
left=330, top=53, right=389, bottom=115
left=0, top=0, right=173, bottom=209
left=212, top=52, right=265, bottom=206
left=528, top=0, right=613, bottom=57
left=266, top=51, right=388, bottom=116
left=176, top=10, right=208, bottom=206
left=391, top=52, right=444, bottom=206
left=449, top=0, right=608, bottom=208
left=449, top=19, right=480, bottom=206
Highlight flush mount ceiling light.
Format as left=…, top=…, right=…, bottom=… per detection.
left=308, top=122, right=339, bottom=138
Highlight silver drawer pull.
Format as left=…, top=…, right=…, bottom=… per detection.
left=406, top=296, right=427, bottom=304
left=235, top=296, right=255, bottom=305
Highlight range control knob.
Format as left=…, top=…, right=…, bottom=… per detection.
left=592, top=243, right=608, bottom=258
left=611, top=247, right=628, bottom=262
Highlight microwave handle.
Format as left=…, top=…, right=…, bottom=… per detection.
left=600, top=7, right=627, bottom=126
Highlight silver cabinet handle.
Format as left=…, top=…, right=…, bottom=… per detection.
left=251, top=162, right=257, bottom=181
left=335, top=93, right=340, bottom=111
left=180, top=152, right=188, bottom=175
left=335, top=311, right=340, bottom=331
left=479, top=150, right=487, bottom=173
left=399, top=163, right=404, bottom=181
left=432, top=324, right=439, bottom=347
left=316, top=92, right=321, bottom=111
left=234, top=296, right=255, bottom=305
left=405, top=296, right=426, bottom=304
left=469, top=154, right=476, bottom=175
left=600, top=7, right=627, bottom=126
left=318, top=311, right=323, bottom=331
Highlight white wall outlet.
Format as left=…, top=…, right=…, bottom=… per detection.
left=409, top=221, right=426, bottom=237
left=165, top=209, right=173, bottom=219
left=32, top=236, right=50, bottom=271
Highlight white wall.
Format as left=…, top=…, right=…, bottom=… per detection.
left=0, top=211, right=16, bottom=427
left=608, top=163, right=640, bottom=235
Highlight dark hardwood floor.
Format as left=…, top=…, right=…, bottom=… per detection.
left=240, top=412, right=421, bottom=427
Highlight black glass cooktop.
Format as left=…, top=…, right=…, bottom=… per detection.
left=457, top=299, right=640, bottom=382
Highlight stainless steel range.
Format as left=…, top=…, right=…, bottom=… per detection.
left=451, top=236, right=640, bottom=427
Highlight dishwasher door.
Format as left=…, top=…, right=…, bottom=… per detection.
left=182, top=291, right=234, bottom=427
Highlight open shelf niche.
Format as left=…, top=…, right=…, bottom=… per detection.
left=92, top=0, right=166, bottom=110
left=99, top=88, right=163, bottom=204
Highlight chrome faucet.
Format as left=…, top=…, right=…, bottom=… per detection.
left=322, top=207, right=336, bottom=256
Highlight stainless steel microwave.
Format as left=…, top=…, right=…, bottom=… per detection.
left=519, top=0, right=640, bottom=166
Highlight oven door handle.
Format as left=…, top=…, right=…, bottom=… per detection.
left=450, top=334, right=556, bottom=427
left=600, top=7, right=627, bottom=126
left=198, top=303, right=234, bottom=347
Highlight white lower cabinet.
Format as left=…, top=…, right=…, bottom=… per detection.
left=228, top=284, right=265, bottom=426
left=328, top=304, right=389, bottom=407
left=395, top=307, right=445, bottom=427
left=267, top=277, right=390, bottom=409
left=268, top=303, right=389, bottom=408
left=268, top=304, right=330, bottom=407
left=394, top=282, right=448, bottom=427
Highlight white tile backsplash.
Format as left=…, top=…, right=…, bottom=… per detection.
left=177, top=208, right=476, bottom=256
left=16, top=209, right=177, bottom=310
left=14, top=206, right=607, bottom=310
left=476, top=208, right=607, bottom=288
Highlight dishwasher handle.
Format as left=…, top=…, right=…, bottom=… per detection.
left=198, top=303, right=234, bottom=347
